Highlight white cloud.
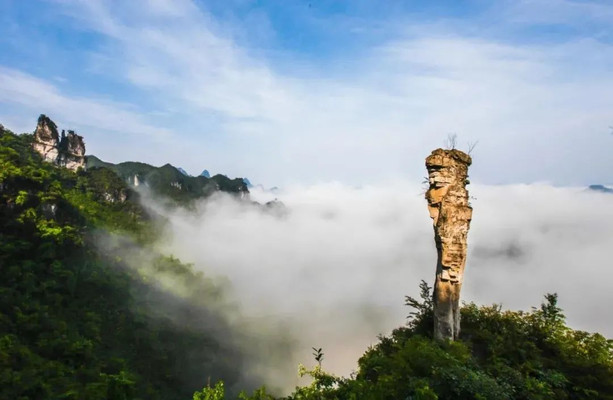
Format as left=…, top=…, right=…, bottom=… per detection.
left=0, top=66, right=170, bottom=138
left=150, top=182, right=613, bottom=389
left=36, top=0, right=613, bottom=186
left=2, top=0, right=612, bottom=185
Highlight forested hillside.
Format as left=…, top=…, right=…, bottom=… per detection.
left=86, top=155, right=248, bottom=204
left=189, top=282, right=613, bottom=399
left=0, top=128, right=257, bottom=399
left=276, top=284, right=613, bottom=400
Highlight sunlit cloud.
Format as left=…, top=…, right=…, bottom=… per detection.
left=0, top=66, right=170, bottom=138
left=149, top=182, right=613, bottom=384
left=1, top=0, right=607, bottom=185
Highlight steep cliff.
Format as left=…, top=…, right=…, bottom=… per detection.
left=32, top=114, right=60, bottom=163
left=425, top=148, right=472, bottom=341
left=58, top=129, right=86, bottom=170
left=32, top=115, right=85, bottom=170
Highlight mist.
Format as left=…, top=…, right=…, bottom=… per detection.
left=146, top=182, right=613, bottom=390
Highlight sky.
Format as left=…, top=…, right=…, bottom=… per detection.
left=0, top=0, right=612, bottom=186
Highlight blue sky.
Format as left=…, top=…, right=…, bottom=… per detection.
left=0, top=0, right=612, bottom=186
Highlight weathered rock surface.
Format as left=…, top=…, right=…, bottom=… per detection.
left=33, top=115, right=60, bottom=163
left=58, top=130, right=86, bottom=170
left=425, top=148, right=472, bottom=341
left=32, top=115, right=85, bottom=171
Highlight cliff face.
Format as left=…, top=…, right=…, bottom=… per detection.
left=425, top=148, right=472, bottom=341
left=58, top=130, right=86, bottom=170
left=32, top=115, right=60, bottom=163
left=32, top=115, right=85, bottom=171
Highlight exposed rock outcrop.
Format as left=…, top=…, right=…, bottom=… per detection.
left=425, top=148, right=472, bottom=341
left=32, top=115, right=60, bottom=163
left=58, top=130, right=86, bottom=170
left=32, top=115, right=85, bottom=171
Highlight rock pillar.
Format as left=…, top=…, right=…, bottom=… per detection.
left=32, top=115, right=60, bottom=163
left=58, top=130, right=86, bottom=170
left=425, top=149, right=472, bottom=341
left=32, top=115, right=85, bottom=171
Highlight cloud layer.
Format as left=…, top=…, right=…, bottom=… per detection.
left=150, top=182, right=613, bottom=387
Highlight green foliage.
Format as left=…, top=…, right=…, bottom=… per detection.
left=312, top=347, right=324, bottom=367
left=192, top=382, right=275, bottom=400
left=85, top=156, right=248, bottom=206
left=284, top=364, right=341, bottom=400
left=238, top=387, right=276, bottom=400
left=193, top=382, right=226, bottom=400
left=405, top=280, right=434, bottom=336
left=460, top=294, right=613, bottom=399
left=281, top=285, right=613, bottom=400
left=0, top=128, right=251, bottom=399
left=276, top=284, right=613, bottom=400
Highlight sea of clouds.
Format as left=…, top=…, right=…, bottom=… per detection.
left=147, top=182, right=613, bottom=390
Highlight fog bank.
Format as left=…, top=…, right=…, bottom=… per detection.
left=152, top=182, right=613, bottom=387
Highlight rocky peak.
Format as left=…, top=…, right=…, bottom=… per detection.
left=32, top=115, right=85, bottom=171
left=58, top=130, right=85, bottom=170
left=35, top=114, right=59, bottom=141
left=425, top=148, right=472, bottom=341
left=33, top=114, right=60, bottom=163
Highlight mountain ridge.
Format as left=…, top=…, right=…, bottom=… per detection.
left=86, top=154, right=249, bottom=203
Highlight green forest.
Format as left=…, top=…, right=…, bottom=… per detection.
left=1, top=126, right=613, bottom=399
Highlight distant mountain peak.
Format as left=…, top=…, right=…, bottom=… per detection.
left=85, top=156, right=249, bottom=203
left=200, top=169, right=210, bottom=178
left=177, top=167, right=189, bottom=176
left=588, top=184, right=613, bottom=194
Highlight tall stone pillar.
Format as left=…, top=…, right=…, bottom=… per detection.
left=32, top=114, right=60, bottom=163
left=425, top=149, right=472, bottom=341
